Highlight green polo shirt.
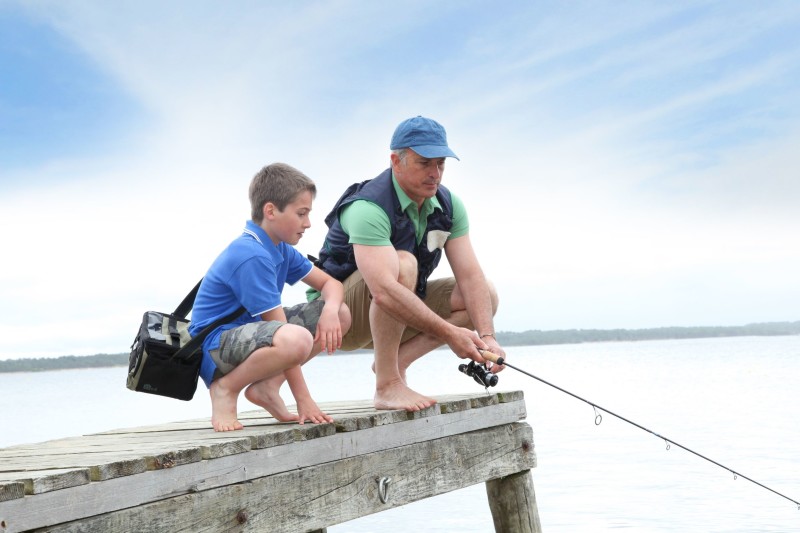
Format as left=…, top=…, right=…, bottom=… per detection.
left=306, top=175, right=468, bottom=301
left=340, top=174, right=468, bottom=246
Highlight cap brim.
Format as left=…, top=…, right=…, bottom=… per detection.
left=409, top=145, right=460, bottom=161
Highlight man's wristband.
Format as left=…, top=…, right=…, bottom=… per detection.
left=479, top=333, right=495, bottom=340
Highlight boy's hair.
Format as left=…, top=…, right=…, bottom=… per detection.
left=249, top=163, right=317, bottom=222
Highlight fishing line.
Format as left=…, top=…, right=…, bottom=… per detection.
left=478, top=350, right=800, bottom=509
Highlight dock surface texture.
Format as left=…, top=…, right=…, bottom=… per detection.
left=0, top=390, right=541, bottom=532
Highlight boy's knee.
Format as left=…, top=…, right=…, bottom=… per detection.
left=277, top=324, right=314, bottom=364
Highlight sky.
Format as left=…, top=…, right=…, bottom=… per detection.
left=1, top=1, right=799, bottom=359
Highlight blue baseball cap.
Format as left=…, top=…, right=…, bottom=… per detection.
left=390, top=116, right=460, bottom=160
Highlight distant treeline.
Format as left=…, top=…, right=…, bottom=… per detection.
left=1, top=321, right=798, bottom=373
left=496, top=321, right=800, bottom=346
left=0, top=353, right=127, bottom=373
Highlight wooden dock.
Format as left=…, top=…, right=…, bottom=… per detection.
left=0, top=390, right=541, bottom=532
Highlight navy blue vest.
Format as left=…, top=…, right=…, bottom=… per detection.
left=317, top=169, right=453, bottom=299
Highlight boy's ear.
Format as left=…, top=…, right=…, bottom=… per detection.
left=263, top=202, right=276, bottom=220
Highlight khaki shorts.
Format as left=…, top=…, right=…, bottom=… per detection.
left=340, top=270, right=455, bottom=351
left=209, top=299, right=325, bottom=380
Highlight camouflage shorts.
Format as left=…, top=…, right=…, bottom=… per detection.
left=209, top=298, right=325, bottom=379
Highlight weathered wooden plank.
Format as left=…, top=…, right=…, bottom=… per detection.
left=469, top=393, right=499, bottom=408
left=486, top=470, right=543, bottom=533
left=0, top=446, right=224, bottom=498
left=83, top=394, right=485, bottom=437
left=0, top=449, right=196, bottom=473
left=59, top=426, right=291, bottom=452
left=37, top=423, right=535, bottom=533
left=332, top=408, right=410, bottom=432
left=0, top=469, right=90, bottom=495
left=199, top=437, right=252, bottom=459
left=0, top=482, right=24, bottom=502
left=0, top=394, right=507, bottom=479
left=0, top=436, right=253, bottom=463
left=438, top=397, right=473, bottom=413
left=2, top=429, right=255, bottom=450
left=497, top=390, right=525, bottom=403
left=0, top=397, right=527, bottom=531
left=92, top=458, right=148, bottom=481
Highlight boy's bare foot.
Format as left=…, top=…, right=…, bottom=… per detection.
left=244, top=377, right=299, bottom=423
left=209, top=380, right=244, bottom=432
left=374, top=380, right=436, bottom=411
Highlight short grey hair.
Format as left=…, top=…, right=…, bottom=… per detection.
left=392, top=148, right=408, bottom=162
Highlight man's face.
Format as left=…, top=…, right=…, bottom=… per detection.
left=265, top=190, right=313, bottom=245
left=391, top=149, right=446, bottom=206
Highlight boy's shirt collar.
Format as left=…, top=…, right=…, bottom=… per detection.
left=243, top=220, right=283, bottom=262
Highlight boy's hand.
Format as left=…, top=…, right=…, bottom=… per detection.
left=296, top=397, right=334, bottom=425
left=315, top=305, right=343, bottom=355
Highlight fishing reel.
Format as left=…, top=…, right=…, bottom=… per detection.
left=458, top=360, right=499, bottom=388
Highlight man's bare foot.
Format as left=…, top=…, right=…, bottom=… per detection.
left=374, top=380, right=436, bottom=411
left=372, top=361, right=407, bottom=384
left=209, top=380, right=244, bottom=432
left=244, top=377, right=299, bottom=423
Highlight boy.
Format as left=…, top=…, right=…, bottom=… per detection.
left=189, top=163, right=351, bottom=432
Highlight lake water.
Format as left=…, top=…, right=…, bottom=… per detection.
left=1, top=336, right=798, bottom=532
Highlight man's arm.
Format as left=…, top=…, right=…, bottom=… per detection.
left=353, top=243, right=486, bottom=362
left=444, top=234, right=505, bottom=359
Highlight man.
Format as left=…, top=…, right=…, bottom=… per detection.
left=315, top=115, right=505, bottom=411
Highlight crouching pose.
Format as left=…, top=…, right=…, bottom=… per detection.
left=190, top=163, right=351, bottom=431
left=311, top=116, right=504, bottom=412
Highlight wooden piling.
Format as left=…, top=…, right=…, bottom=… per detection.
left=487, top=470, right=543, bottom=533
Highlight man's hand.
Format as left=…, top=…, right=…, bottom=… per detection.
left=446, top=326, right=489, bottom=365
left=481, top=336, right=506, bottom=373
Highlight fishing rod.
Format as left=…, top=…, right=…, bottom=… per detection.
left=470, top=350, right=800, bottom=509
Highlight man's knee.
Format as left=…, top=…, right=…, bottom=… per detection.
left=450, top=278, right=500, bottom=316
left=487, top=279, right=499, bottom=316
left=397, top=251, right=418, bottom=290
left=339, top=303, right=353, bottom=335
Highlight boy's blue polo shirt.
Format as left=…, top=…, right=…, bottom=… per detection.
left=189, top=220, right=313, bottom=386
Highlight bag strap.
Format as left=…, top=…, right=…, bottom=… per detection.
left=166, top=316, right=182, bottom=346
left=172, top=304, right=246, bottom=361
left=174, top=279, right=202, bottom=318
left=171, top=278, right=246, bottom=360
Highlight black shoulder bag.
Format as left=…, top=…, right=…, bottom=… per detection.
left=126, top=280, right=245, bottom=401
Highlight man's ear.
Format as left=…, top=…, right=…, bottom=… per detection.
left=390, top=152, right=403, bottom=174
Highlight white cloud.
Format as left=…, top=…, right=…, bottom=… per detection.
left=2, top=1, right=799, bottom=358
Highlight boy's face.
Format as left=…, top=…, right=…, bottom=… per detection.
left=264, top=190, right=313, bottom=245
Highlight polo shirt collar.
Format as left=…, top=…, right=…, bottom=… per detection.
left=243, top=220, right=283, bottom=261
